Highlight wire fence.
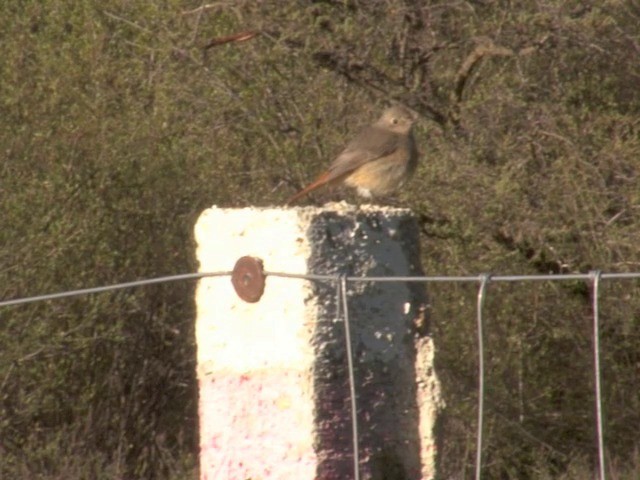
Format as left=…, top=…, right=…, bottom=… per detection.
left=2, top=270, right=640, bottom=479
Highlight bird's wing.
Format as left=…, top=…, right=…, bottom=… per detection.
left=326, top=125, right=400, bottom=180
left=285, top=125, right=401, bottom=205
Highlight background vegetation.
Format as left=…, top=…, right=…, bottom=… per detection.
left=1, top=1, right=639, bottom=478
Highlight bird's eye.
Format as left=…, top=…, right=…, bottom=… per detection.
left=392, top=117, right=399, bottom=124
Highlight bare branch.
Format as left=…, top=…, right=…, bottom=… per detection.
left=202, top=30, right=259, bottom=50
left=182, top=3, right=228, bottom=16
left=454, top=37, right=514, bottom=103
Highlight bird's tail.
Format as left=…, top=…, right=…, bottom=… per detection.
left=285, top=172, right=333, bottom=205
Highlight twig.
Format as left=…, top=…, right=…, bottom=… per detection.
left=454, top=37, right=513, bottom=103
left=182, top=3, right=226, bottom=15
left=203, top=30, right=259, bottom=50
left=103, top=10, right=150, bottom=33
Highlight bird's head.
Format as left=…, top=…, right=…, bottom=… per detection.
left=378, top=105, right=417, bottom=133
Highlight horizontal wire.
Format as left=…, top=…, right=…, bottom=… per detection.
left=2, top=270, right=640, bottom=308
left=344, top=272, right=640, bottom=283
left=0, top=272, right=231, bottom=308
left=263, top=271, right=338, bottom=281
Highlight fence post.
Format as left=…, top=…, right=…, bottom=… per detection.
left=194, top=204, right=442, bottom=480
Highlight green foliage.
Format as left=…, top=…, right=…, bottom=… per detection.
left=1, top=0, right=639, bottom=478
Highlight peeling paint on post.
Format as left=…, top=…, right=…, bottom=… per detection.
left=194, top=204, right=443, bottom=480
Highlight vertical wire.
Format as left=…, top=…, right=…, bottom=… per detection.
left=590, top=270, right=606, bottom=480
left=475, top=274, right=491, bottom=480
left=339, top=275, right=360, bottom=480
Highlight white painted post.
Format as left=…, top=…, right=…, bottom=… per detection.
left=194, top=203, right=442, bottom=480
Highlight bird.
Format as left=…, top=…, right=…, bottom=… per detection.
left=285, top=105, right=419, bottom=205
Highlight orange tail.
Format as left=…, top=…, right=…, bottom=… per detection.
left=285, top=171, right=334, bottom=205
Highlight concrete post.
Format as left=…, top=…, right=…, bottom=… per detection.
left=194, top=204, right=442, bottom=480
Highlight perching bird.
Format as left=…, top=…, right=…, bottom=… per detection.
left=285, top=105, right=419, bottom=204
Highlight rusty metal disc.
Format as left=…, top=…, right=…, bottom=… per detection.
left=231, top=256, right=266, bottom=303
